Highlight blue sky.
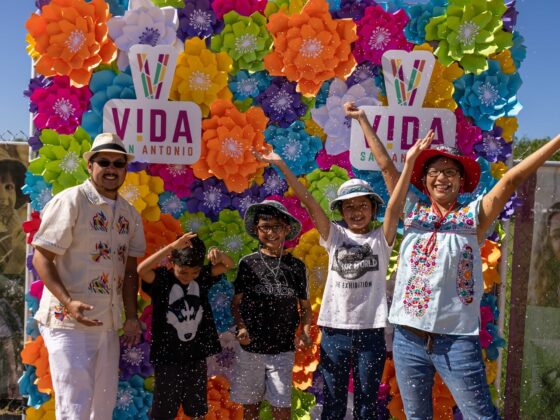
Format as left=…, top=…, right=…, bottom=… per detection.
left=1, top=1, right=558, bottom=140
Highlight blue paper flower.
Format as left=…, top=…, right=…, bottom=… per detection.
left=474, top=127, right=512, bottom=163
left=229, top=183, right=267, bottom=217
left=265, top=121, right=322, bottom=178
left=326, top=0, right=341, bottom=13
left=113, top=375, right=153, bottom=420
left=177, top=0, right=223, bottom=42
left=511, top=32, right=526, bottom=69
left=22, top=173, right=53, bottom=212
left=453, top=60, right=522, bottom=131
left=256, top=77, right=307, bottom=128
left=261, top=167, right=288, bottom=197
left=81, top=68, right=135, bottom=139
left=229, top=69, right=271, bottom=101
left=25, top=293, right=40, bottom=317
left=18, top=367, right=50, bottom=408
left=347, top=62, right=380, bottom=88
left=331, top=0, right=377, bottom=20
left=185, top=178, right=232, bottom=221
left=460, top=157, right=497, bottom=203
left=404, top=0, right=448, bottom=45
left=158, top=191, right=189, bottom=219
left=314, top=79, right=333, bottom=109
left=208, top=278, right=234, bottom=333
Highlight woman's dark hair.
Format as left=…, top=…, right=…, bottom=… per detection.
left=422, top=155, right=465, bottom=177
left=253, top=207, right=291, bottom=226
left=0, top=160, right=28, bottom=209
left=170, top=236, right=206, bottom=267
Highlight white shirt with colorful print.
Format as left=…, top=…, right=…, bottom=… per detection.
left=388, top=191, right=484, bottom=335
left=33, top=179, right=146, bottom=331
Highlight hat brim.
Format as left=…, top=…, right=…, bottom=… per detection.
left=329, top=191, right=385, bottom=211
left=83, top=149, right=135, bottom=163
left=244, top=201, right=302, bottom=241
left=411, top=149, right=480, bottom=193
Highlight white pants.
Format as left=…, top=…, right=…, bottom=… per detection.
left=39, top=326, right=119, bottom=420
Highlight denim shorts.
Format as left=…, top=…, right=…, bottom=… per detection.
left=393, top=325, right=500, bottom=420
left=230, top=347, right=294, bottom=408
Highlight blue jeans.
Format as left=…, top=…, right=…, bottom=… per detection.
left=393, top=325, right=500, bottom=420
left=320, top=327, right=386, bottom=420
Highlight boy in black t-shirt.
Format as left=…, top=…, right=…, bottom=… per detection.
left=137, top=233, right=234, bottom=420
left=231, top=200, right=312, bottom=420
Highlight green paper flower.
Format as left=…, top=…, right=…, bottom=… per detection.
left=210, top=11, right=273, bottom=73
left=150, top=0, right=184, bottom=7
left=259, top=388, right=316, bottom=420
left=178, top=211, right=212, bottom=237
left=28, top=128, right=92, bottom=194
left=204, top=209, right=258, bottom=280
left=425, top=0, right=513, bottom=74
left=305, top=165, right=350, bottom=219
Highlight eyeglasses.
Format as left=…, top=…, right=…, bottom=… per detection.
left=92, top=159, right=127, bottom=169
left=426, top=168, right=460, bottom=178
left=256, top=224, right=285, bottom=234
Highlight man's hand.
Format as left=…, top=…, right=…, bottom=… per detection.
left=236, top=327, right=251, bottom=346
left=66, top=300, right=103, bottom=327
left=122, top=318, right=142, bottom=347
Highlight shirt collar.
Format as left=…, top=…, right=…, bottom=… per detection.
left=82, top=179, right=125, bottom=207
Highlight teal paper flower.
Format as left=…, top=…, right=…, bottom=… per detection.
left=27, top=128, right=92, bottom=195
left=204, top=209, right=258, bottom=280
left=265, top=121, right=322, bottom=177
left=510, top=31, right=526, bottom=69
left=229, top=69, right=271, bottom=101
left=208, top=278, right=234, bottom=332
left=453, top=60, right=522, bottom=130
left=305, top=166, right=350, bottom=218
left=22, top=173, right=53, bottom=211
left=158, top=191, right=188, bottom=219
left=425, top=0, right=513, bottom=74
left=210, top=11, right=273, bottom=73
left=112, top=375, right=153, bottom=420
left=404, top=0, right=448, bottom=45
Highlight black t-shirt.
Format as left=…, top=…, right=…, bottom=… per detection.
left=142, top=265, right=221, bottom=367
left=235, top=252, right=308, bottom=354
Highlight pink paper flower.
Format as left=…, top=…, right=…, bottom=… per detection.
left=455, top=108, right=482, bottom=159
left=30, top=76, right=91, bottom=134
left=147, top=164, right=195, bottom=199
left=267, top=194, right=313, bottom=247
left=211, top=0, right=267, bottom=20
left=316, top=149, right=354, bottom=176
left=140, top=304, right=153, bottom=343
left=353, top=5, right=413, bottom=65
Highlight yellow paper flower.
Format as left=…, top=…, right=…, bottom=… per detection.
left=264, top=0, right=306, bottom=17
left=481, top=239, right=501, bottom=292
left=495, top=117, right=518, bottom=143
left=26, top=0, right=117, bottom=87
left=119, top=171, right=164, bottom=222
left=415, top=44, right=463, bottom=111
left=491, top=49, right=516, bottom=74
left=285, top=176, right=309, bottom=198
left=491, top=161, right=508, bottom=180
left=485, top=358, right=498, bottom=384
left=292, top=229, right=328, bottom=311
left=170, top=37, right=233, bottom=117
left=305, top=118, right=326, bottom=142
left=26, top=33, right=39, bottom=60
left=26, top=397, right=55, bottom=420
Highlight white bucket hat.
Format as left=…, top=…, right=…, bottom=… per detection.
left=83, top=133, right=135, bottom=162
left=329, top=179, right=384, bottom=211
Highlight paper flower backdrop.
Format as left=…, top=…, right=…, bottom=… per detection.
left=257, top=77, right=307, bottom=128
left=22, top=173, right=53, bottom=212
left=305, top=165, right=349, bottom=218
left=113, top=375, right=153, bottom=419
left=177, top=0, right=223, bottom=42
left=119, top=171, right=164, bottom=222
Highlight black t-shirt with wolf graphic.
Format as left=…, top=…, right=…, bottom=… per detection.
left=142, top=265, right=221, bottom=367
left=235, top=252, right=308, bottom=354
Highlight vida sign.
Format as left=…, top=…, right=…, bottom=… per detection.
left=103, top=45, right=202, bottom=164
left=350, top=50, right=456, bottom=171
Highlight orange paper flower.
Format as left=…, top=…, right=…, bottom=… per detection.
left=21, top=335, right=53, bottom=394
left=26, top=0, right=117, bottom=87
left=264, top=0, right=357, bottom=95
left=292, top=319, right=321, bottom=390
left=481, top=239, right=501, bottom=292
left=192, top=99, right=270, bottom=193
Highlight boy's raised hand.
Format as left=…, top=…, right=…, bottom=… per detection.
left=406, top=129, right=434, bottom=162
left=171, top=232, right=197, bottom=249
left=343, top=101, right=365, bottom=120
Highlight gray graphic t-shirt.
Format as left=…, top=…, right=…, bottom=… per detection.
left=319, top=223, right=391, bottom=329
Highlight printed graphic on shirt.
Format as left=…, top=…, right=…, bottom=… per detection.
left=331, top=242, right=379, bottom=280
left=91, top=241, right=111, bottom=262
left=167, top=282, right=203, bottom=342
left=117, top=244, right=127, bottom=263
left=456, top=244, right=475, bottom=305
left=254, top=271, right=296, bottom=297
left=404, top=237, right=437, bottom=317
left=91, top=211, right=109, bottom=232
left=117, top=215, right=130, bottom=234
left=88, top=272, right=111, bottom=294
left=53, top=303, right=69, bottom=322
left=117, top=275, right=124, bottom=295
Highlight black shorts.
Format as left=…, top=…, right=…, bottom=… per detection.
left=151, top=360, right=208, bottom=419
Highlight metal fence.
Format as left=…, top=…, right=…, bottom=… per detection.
left=0, top=131, right=28, bottom=142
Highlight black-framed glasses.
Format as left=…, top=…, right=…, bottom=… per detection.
left=426, top=168, right=460, bottom=178
left=92, top=158, right=127, bottom=169
left=256, top=224, right=285, bottom=234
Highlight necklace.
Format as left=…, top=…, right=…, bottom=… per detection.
left=258, top=247, right=283, bottom=281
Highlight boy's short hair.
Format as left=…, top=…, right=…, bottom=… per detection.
left=253, top=206, right=291, bottom=226
left=170, top=236, right=206, bottom=267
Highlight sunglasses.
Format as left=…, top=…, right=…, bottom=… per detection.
left=92, top=159, right=127, bottom=169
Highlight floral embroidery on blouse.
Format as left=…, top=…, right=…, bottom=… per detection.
left=88, top=272, right=111, bottom=294
left=456, top=244, right=475, bottom=305
left=403, top=237, right=437, bottom=318
left=91, top=241, right=111, bottom=262
left=91, top=211, right=109, bottom=232
left=117, top=215, right=130, bottom=234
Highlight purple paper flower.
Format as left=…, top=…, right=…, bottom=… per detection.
left=331, top=0, right=377, bottom=20
left=35, top=0, right=50, bottom=8
left=148, top=164, right=195, bottom=199
left=261, top=167, right=288, bottom=197
left=119, top=340, right=153, bottom=381
left=474, top=127, right=512, bottom=163
left=502, top=0, right=518, bottom=32
left=185, top=178, right=232, bottom=221
left=27, top=254, right=38, bottom=279
left=499, top=191, right=522, bottom=221
left=127, top=161, right=149, bottom=173
left=215, top=346, right=236, bottom=368
left=229, top=183, right=266, bottom=216
left=256, top=77, right=307, bottom=128
left=177, top=0, right=224, bottom=42
left=346, top=62, right=380, bottom=88
left=24, top=75, right=52, bottom=113
left=307, top=370, right=325, bottom=405
left=27, top=130, right=43, bottom=152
